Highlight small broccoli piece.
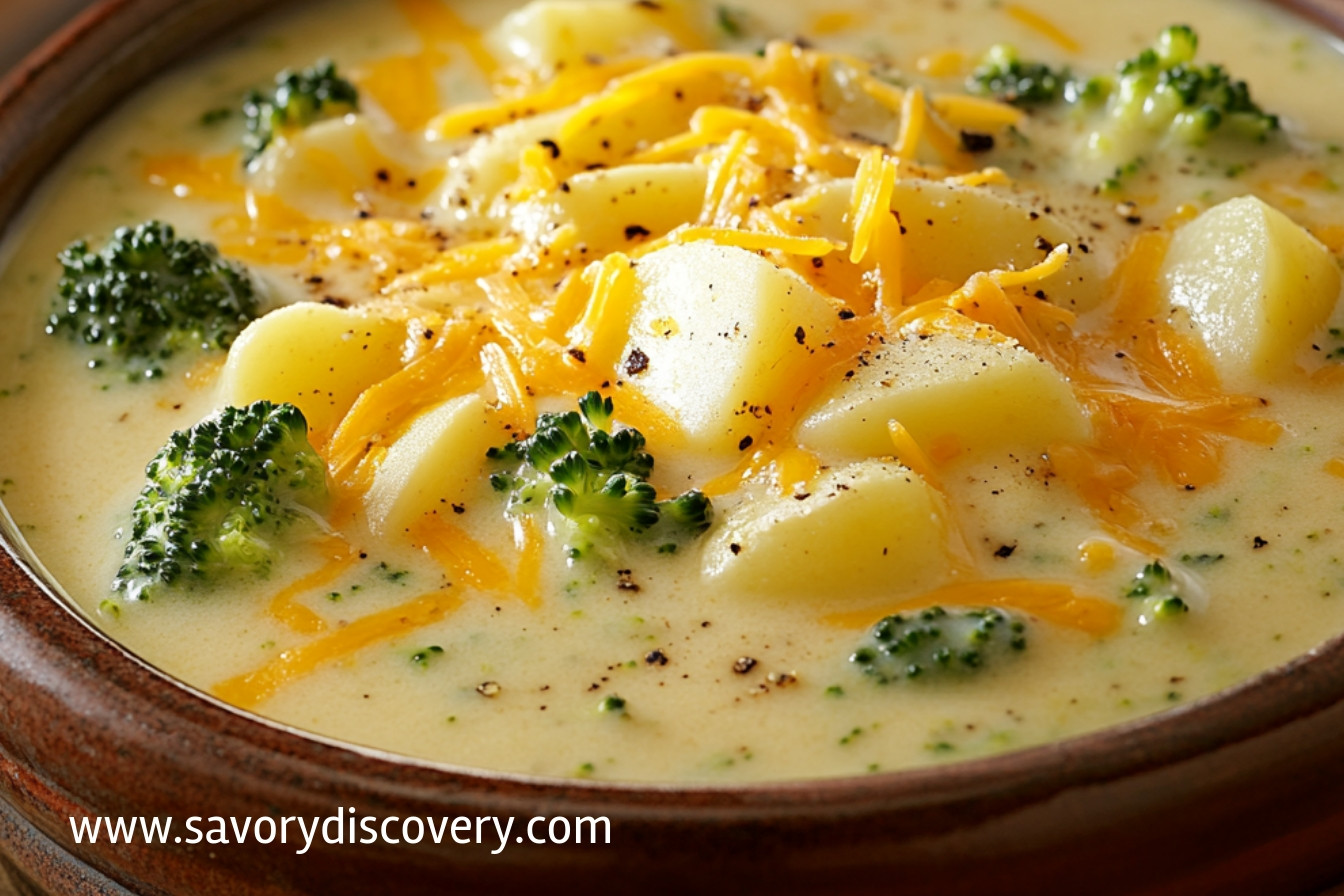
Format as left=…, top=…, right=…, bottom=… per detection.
left=1124, top=561, right=1172, bottom=598
left=967, top=44, right=1070, bottom=106
left=46, top=221, right=258, bottom=381
left=578, top=391, right=614, bottom=430
left=242, top=59, right=359, bottom=167
left=1088, top=25, right=1278, bottom=149
left=850, top=606, right=1028, bottom=683
left=112, top=401, right=329, bottom=601
left=488, top=392, right=713, bottom=562
left=967, top=26, right=1278, bottom=179
left=1124, top=560, right=1190, bottom=624
left=550, top=455, right=661, bottom=534
left=659, top=490, right=713, bottom=535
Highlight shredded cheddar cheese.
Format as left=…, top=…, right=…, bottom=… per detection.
left=214, top=590, right=463, bottom=709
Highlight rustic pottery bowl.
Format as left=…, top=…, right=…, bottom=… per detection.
left=6, top=1, right=1344, bottom=893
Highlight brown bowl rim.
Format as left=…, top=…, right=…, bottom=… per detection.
left=4, top=1, right=1344, bottom=891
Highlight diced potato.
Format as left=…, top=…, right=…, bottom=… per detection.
left=220, top=303, right=409, bottom=437
left=624, top=242, right=838, bottom=455
left=511, top=163, right=707, bottom=251
left=364, top=393, right=509, bottom=536
left=437, top=109, right=570, bottom=219
left=798, top=332, right=1089, bottom=461
left=702, top=461, right=951, bottom=603
left=250, top=115, right=413, bottom=220
left=788, top=178, right=1108, bottom=310
left=1161, top=195, right=1341, bottom=385
left=492, top=0, right=699, bottom=73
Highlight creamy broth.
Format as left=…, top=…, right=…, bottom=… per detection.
left=3, top=0, right=1344, bottom=782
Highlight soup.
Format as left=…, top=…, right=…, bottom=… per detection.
left=2, top=0, right=1344, bottom=783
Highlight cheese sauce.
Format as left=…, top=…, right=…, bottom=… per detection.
left=2, top=0, right=1344, bottom=782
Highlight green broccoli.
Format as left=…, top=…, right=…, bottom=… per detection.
left=967, top=26, right=1279, bottom=182
left=967, top=44, right=1070, bottom=106
left=45, top=220, right=258, bottom=381
left=242, top=59, right=359, bottom=167
left=1124, top=560, right=1190, bottom=623
left=1085, top=25, right=1278, bottom=150
left=112, top=401, right=329, bottom=601
left=850, top=606, right=1028, bottom=683
left=488, top=392, right=712, bottom=562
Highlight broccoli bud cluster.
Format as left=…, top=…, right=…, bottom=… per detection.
left=488, top=392, right=712, bottom=562
left=113, top=401, right=329, bottom=601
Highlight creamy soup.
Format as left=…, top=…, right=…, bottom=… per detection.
left=3, top=0, right=1344, bottom=783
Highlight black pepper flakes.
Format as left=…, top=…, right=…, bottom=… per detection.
left=538, top=138, right=561, bottom=159
left=645, top=649, right=669, bottom=666
left=733, top=657, right=758, bottom=674
left=625, top=347, right=650, bottom=375
left=959, top=130, right=995, bottom=153
left=1253, top=536, right=1269, bottom=549
left=738, top=435, right=754, bottom=452
left=624, top=224, right=651, bottom=240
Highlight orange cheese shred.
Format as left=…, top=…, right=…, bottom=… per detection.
left=214, top=590, right=463, bottom=709
left=266, top=536, right=361, bottom=635
left=410, top=517, right=512, bottom=594
left=1004, top=4, right=1080, bottom=53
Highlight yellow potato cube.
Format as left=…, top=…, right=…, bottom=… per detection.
left=702, top=461, right=952, bottom=604
left=493, top=0, right=700, bottom=73
left=220, top=303, right=409, bottom=437
left=798, top=332, right=1089, bottom=461
left=364, top=393, right=510, bottom=536
left=1161, top=195, right=1341, bottom=386
left=624, top=242, right=838, bottom=456
left=512, top=163, right=707, bottom=252
left=790, top=178, right=1108, bottom=310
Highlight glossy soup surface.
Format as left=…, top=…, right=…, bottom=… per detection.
left=3, top=0, right=1344, bottom=781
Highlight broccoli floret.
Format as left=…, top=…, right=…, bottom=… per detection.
left=112, top=401, right=329, bottom=601
left=1090, top=26, right=1278, bottom=147
left=488, top=392, right=712, bottom=562
left=550, top=456, right=661, bottom=534
left=659, top=490, right=713, bottom=535
left=1124, top=560, right=1190, bottom=624
left=967, top=44, right=1070, bottom=106
left=242, top=59, right=359, bottom=167
left=967, top=26, right=1279, bottom=180
left=850, top=606, right=1028, bottom=683
left=45, top=221, right=258, bottom=381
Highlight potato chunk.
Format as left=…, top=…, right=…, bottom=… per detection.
left=511, top=164, right=707, bottom=252
left=364, top=393, right=508, bottom=536
left=1161, top=195, right=1341, bottom=385
left=702, top=461, right=951, bottom=604
left=798, top=332, right=1089, bottom=461
left=493, top=0, right=699, bottom=73
left=220, top=303, right=408, bottom=437
left=790, top=179, right=1107, bottom=310
left=623, top=242, right=838, bottom=456
left=437, top=109, right=570, bottom=220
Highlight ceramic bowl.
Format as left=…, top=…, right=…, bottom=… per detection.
left=5, top=1, right=1344, bottom=893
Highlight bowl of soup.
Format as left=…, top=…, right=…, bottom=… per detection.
left=5, top=0, right=1344, bottom=892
